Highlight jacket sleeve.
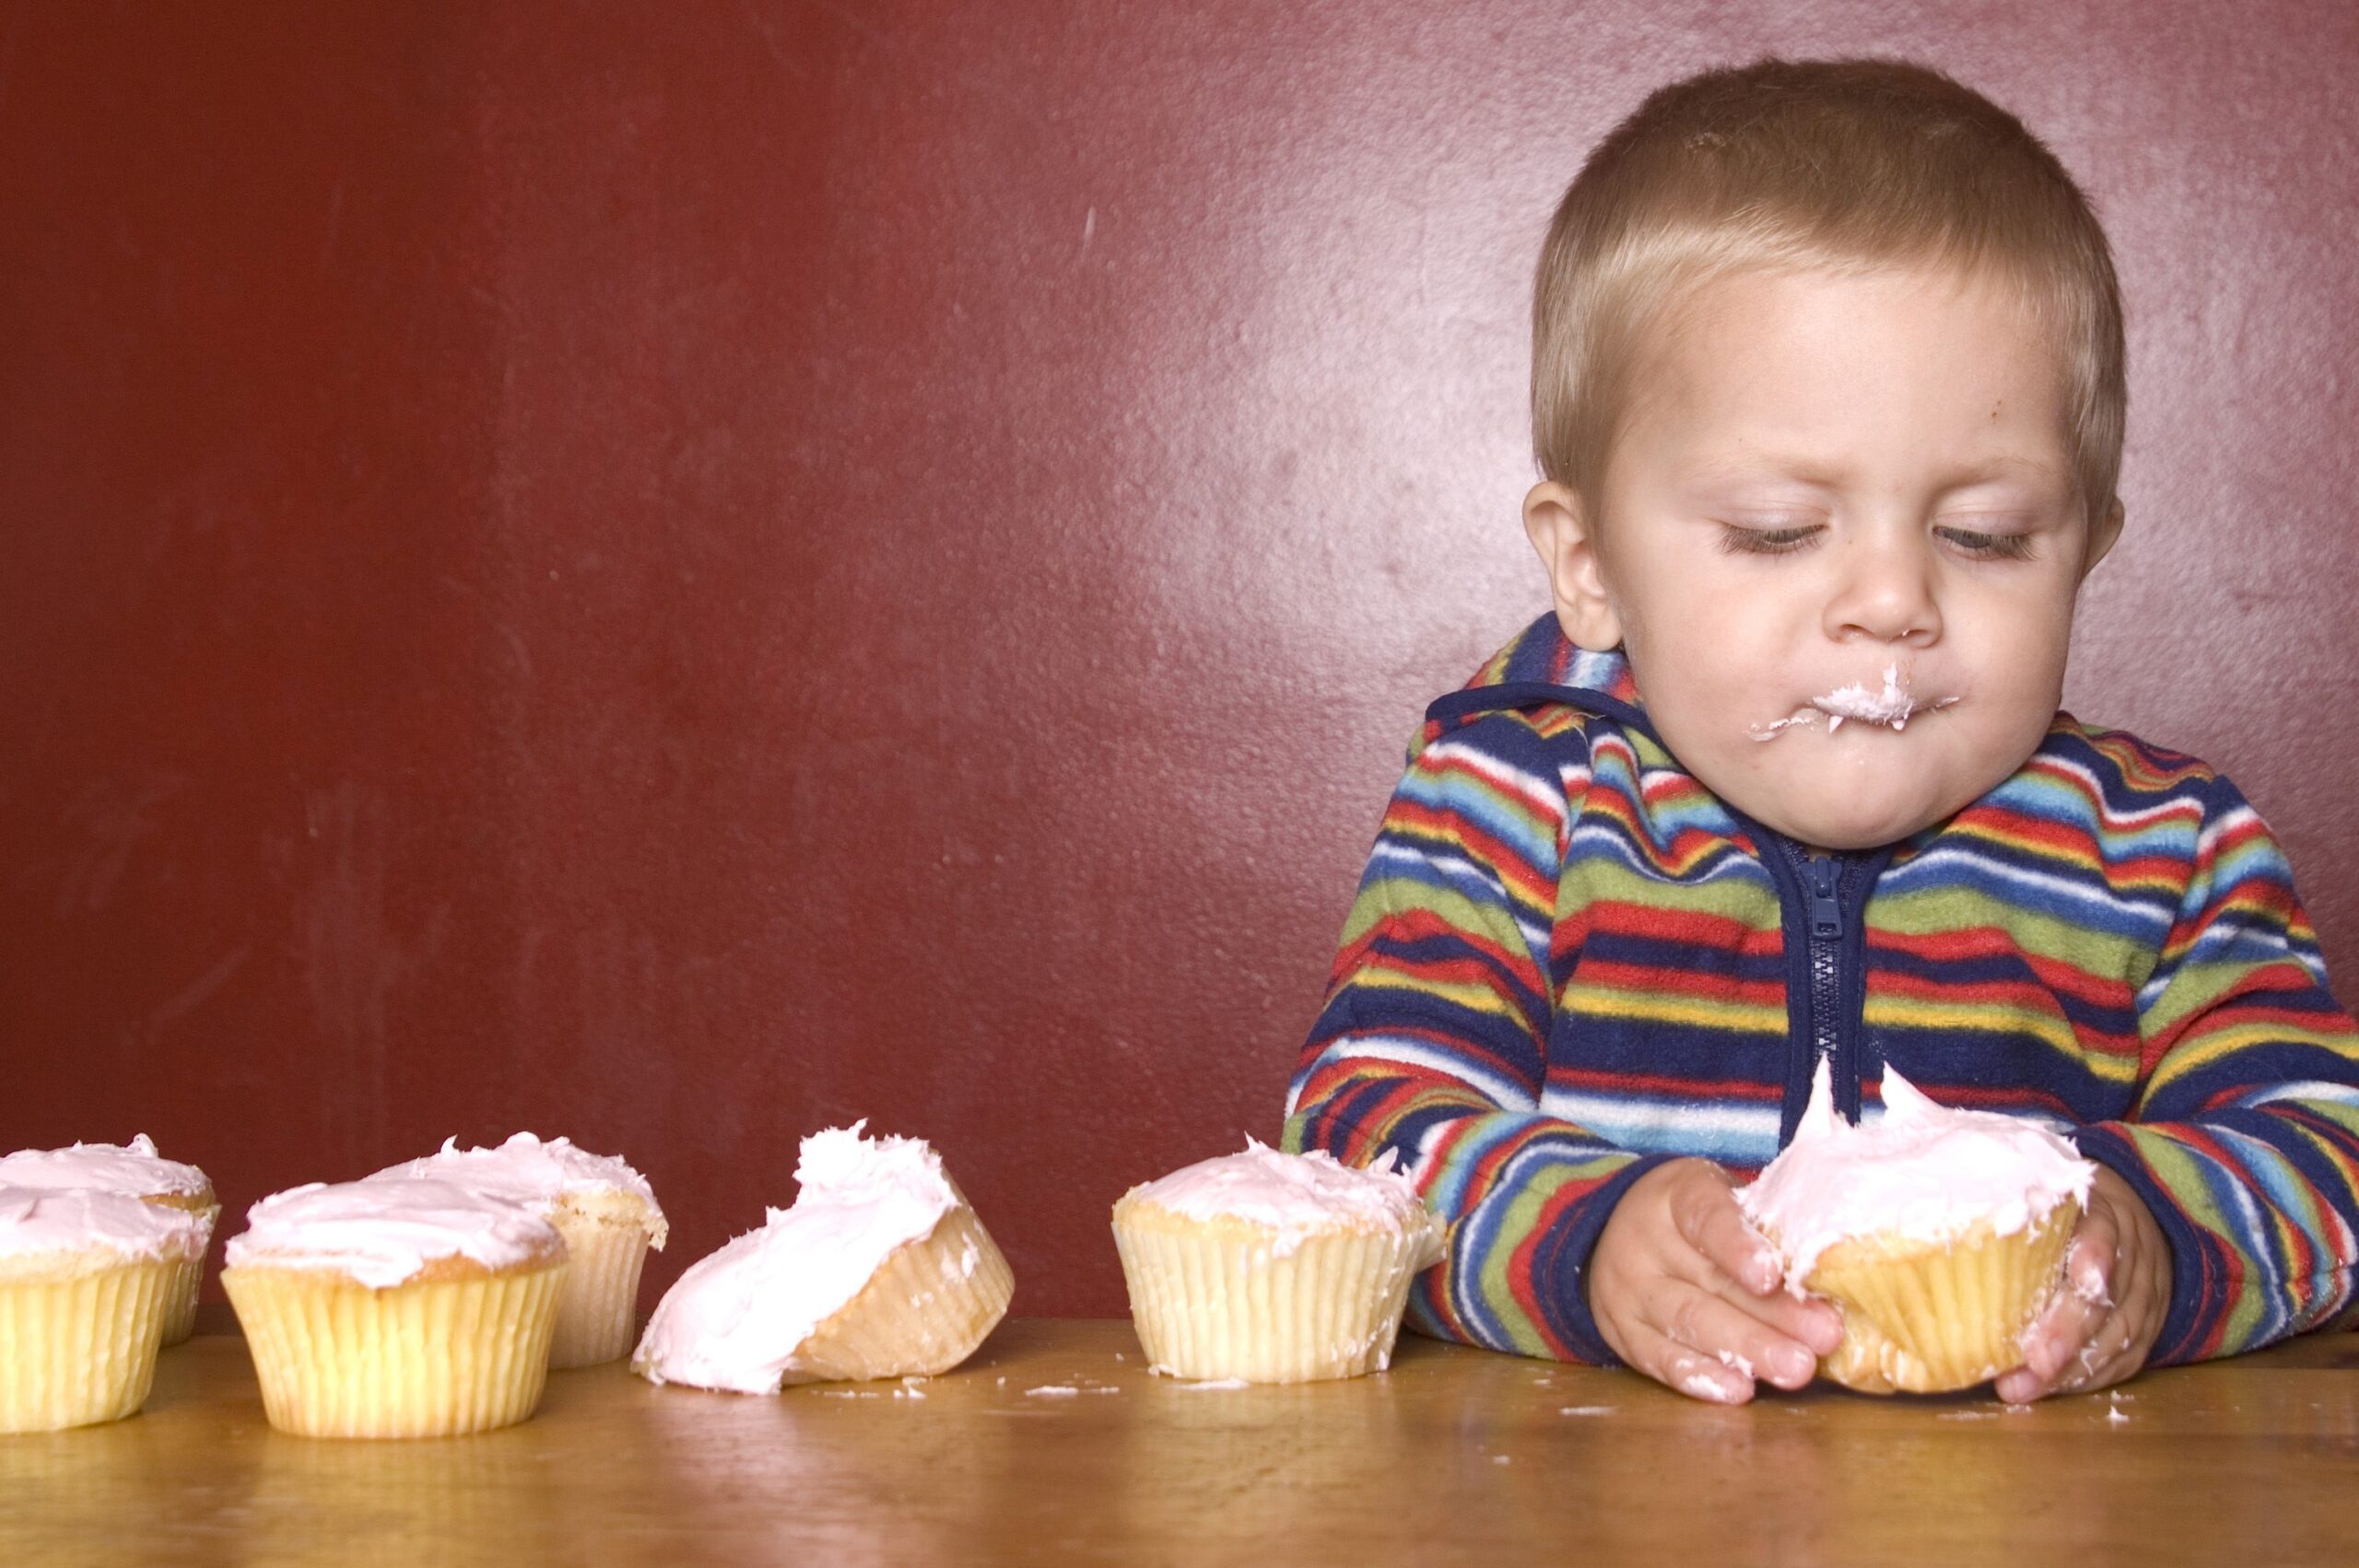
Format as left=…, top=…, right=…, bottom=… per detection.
left=2071, top=775, right=2359, bottom=1363
left=1281, top=709, right=1673, bottom=1364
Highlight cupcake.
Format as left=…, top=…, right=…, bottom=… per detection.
left=634, top=1123, right=1013, bottom=1392
left=1739, top=1059, right=2095, bottom=1394
left=368, top=1133, right=666, bottom=1369
left=0, top=1137, right=219, bottom=1346
left=0, top=1186, right=206, bottom=1431
left=221, top=1178, right=569, bottom=1437
left=1110, top=1141, right=1447, bottom=1384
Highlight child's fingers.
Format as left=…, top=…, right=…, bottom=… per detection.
left=2001, top=1305, right=2140, bottom=1403
left=1669, top=1168, right=1782, bottom=1295
left=1996, top=1211, right=2122, bottom=1401
left=2062, top=1220, right=2119, bottom=1316
left=1741, top=1282, right=1846, bottom=1358
left=1657, top=1289, right=1822, bottom=1390
left=1654, top=1163, right=1843, bottom=1355
left=1626, top=1323, right=1755, bottom=1404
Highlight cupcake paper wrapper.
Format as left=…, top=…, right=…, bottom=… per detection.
left=544, top=1213, right=657, bottom=1370
left=1806, top=1199, right=2080, bottom=1394
left=223, top=1261, right=567, bottom=1438
left=781, top=1199, right=1015, bottom=1385
left=147, top=1201, right=219, bottom=1348
left=1111, top=1204, right=1437, bottom=1384
left=0, top=1258, right=173, bottom=1433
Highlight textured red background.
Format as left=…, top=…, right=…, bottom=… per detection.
left=5, top=3, right=2355, bottom=1316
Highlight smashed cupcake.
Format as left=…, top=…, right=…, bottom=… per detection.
left=1111, top=1141, right=1446, bottom=1384
left=1739, top=1060, right=2095, bottom=1394
left=633, top=1123, right=1013, bottom=1393
left=369, top=1133, right=666, bottom=1368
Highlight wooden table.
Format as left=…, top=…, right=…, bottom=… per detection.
left=6, top=1318, right=2355, bottom=1565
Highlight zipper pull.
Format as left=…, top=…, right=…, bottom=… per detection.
left=1807, top=856, right=1843, bottom=938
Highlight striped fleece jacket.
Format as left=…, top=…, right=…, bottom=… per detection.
left=1283, top=613, right=2359, bottom=1368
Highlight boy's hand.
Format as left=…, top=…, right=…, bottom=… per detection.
left=1993, top=1166, right=2171, bottom=1404
left=1590, top=1158, right=1843, bottom=1404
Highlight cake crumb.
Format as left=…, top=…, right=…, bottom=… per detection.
left=1559, top=1405, right=1616, bottom=1417
left=1026, top=1386, right=1080, bottom=1398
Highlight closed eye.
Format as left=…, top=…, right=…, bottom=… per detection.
left=1935, top=526, right=2036, bottom=560
left=1718, top=523, right=1823, bottom=556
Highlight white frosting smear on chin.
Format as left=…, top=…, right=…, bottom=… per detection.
left=1737, top=1059, right=2094, bottom=1288
left=224, top=1177, right=562, bottom=1289
left=1125, top=1140, right=1446, bottom=1263
left=367, top=1132, right=666, bottom=1244
left=0, top=1135, right=211, bottom=1198
left=632, top=1122, right=959, bottom=1395
left=0, top=1186, right=207, bottom=1263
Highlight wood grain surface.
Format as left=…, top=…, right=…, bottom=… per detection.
left=6, top=1320, right=2356, bottom=1565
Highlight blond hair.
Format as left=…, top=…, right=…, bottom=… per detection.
left=1533, top=58, right=2125, bottom=526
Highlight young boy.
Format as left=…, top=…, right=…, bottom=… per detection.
left=1283, top=57, right=2359, bottom=1405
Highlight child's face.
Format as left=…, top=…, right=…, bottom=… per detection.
left=1527, top=264, right=2122, bottom=850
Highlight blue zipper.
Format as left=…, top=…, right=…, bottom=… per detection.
left=1758, top=833, right=1897, bottom=1141
left=1802, top=851, right=1846, bottom=1072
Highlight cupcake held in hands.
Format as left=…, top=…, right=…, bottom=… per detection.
left=1739, top=1060, right=2095, bottom=1394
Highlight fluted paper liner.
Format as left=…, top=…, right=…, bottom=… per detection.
left=1111, top=1199, right=1441, bottom=1384
left=223, top=1260, right=568, bottom=1437
left=778, top=1199, right=1015, bottom=1385
left=0, top=1258, right=174, bottom=1432
left=142, top=1194, right=219, bottom=1348
left=544, top=1208, right=658, bottom=1370
left=1804, top=1199, right=2079, bottom=1394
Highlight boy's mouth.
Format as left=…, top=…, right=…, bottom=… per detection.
left=1749, top=663, right=1958, bottom=742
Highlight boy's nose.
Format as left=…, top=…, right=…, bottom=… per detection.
left=1823, top=537, right=1942, bottom=648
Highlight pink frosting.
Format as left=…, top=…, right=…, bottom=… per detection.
left=0, top=1186, right=206, bottom=1263
left=1738, top=1059, right=2094, bottom=1287
left=0, top=1135, right=211, bottom=1198
left=225, top=1177, right=563, bottom=1289
left=368, top=1132, right=665, bottom=1244
left=1122, top=1141, right=1446, bottom=1263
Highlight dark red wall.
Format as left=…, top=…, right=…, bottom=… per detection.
left=6, top=3, right=2356, bottom=1316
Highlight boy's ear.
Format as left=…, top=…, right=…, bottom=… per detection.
left=1522, top=481, right=1625, bottom=650
left=2081, top=495, right=2126, bottom=577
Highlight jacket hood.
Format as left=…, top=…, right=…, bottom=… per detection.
left=1461, top=612, right=1643, bottom=705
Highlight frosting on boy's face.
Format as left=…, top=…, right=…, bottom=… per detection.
left=1531, top=264, right=2119, bottom=850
